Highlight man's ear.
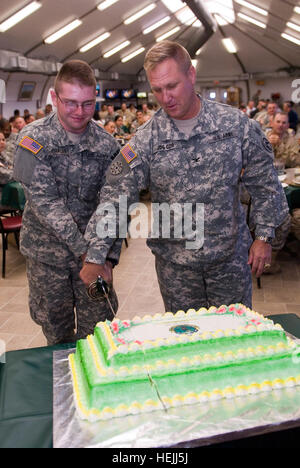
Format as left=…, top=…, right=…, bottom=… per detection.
left=188, top=65, right=196, bottom=86
left=50, top=89, right=57, bottom=107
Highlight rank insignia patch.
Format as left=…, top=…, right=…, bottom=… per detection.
left=120, top=144, right=137, bottom=164
left=262, top=137, right=273, bottom=153
left=19, top=136, right=43, bottom=155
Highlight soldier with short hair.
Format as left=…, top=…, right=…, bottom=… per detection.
left=266, top=112, right=300, bottom=168
left=80, top=41, right=288, bottom=312
left=13, top=60, right=121, bottom=345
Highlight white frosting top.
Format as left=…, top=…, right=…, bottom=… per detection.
left=120, top=315, right=246, bottom=343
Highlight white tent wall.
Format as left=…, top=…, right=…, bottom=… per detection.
left=0, top=72, right=54, bottom=120
left=249, top=77, right=300, bottom=106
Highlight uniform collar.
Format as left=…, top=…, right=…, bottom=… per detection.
left=50, top=112, right=97, bottom=150
left=156, top=95, right=220, bottom=141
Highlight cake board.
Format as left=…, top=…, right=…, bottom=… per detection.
left=53, top=341, right=300, bottom=449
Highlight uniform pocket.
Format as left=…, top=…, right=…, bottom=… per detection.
left=80, top=155, right=103, bottom=201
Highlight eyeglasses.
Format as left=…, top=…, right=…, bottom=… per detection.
left=56, top=94, right=96, bottom=112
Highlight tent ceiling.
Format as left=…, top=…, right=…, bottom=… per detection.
left=0, top=0, right=299, bottom=79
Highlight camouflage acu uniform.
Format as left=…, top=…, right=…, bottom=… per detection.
left=4, top=133, right=18, bottom=165
left=0, top=150, right=14, bottom=208
left=0, top=150, right=14, bottom=185
left=85, top=97, right=289, bottom=311
left=266, top=129, right=300, bottom=168
left=13, top=113, right=120, bottom=345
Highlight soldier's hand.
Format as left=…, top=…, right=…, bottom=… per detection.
left=268, top=134, right=279, bottom=146
left=80, top=261, right=112, bottom=287
left=248, top=240, right=272, bottom=278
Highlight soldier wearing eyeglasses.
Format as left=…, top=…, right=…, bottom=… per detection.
left=13, top=60, right=121, bottom=346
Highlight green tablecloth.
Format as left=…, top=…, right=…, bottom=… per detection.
left=0, top=343, right=74, bottom=448
left=0, top=315, right=299, bottom=448
left=284, top=185, right=300, bottom=212
left=1, top=181, right=26, bottom=211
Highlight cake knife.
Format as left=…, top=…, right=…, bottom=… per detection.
left=87, top=276, right=117, bottom=317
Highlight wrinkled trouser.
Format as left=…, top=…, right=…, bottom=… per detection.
left=155, top=251, right=252, bottom=313
left=26, top=257, right=118, bottom=346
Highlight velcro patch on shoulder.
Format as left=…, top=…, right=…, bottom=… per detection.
left=106, top=153, right=130, bottom=185
left=19, top=136, right=43, bottom=155
left=262, top=136, right=273, bottom=153
left=120, top=144, right=137, bottom=164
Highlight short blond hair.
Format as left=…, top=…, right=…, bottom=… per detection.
left=144, top=41, right=192, bottom=73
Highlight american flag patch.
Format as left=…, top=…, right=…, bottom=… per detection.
left=19, top=136, right=43, bottom=155
left=120, top=144, right=137, bottom=164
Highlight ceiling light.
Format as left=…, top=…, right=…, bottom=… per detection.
left=294, top=6, right=300, bottom=15
left=0, top=1, right=42, bottom=32
left=222, top=37, right=237, bottom=53
left=103, top=40, right=130, bottom=58
left=124, top=4, right=156, bottom=25
left=195, top=47, right=202, bottom=55
left=176, top=6, right=197, bottom=25
left=143, top=16, right=170, bottom=34
left=122, top=47, right=145, bottom=63
left=191, top=59, right=198, bottom=68
left=206, top=0, right=235, bottom=24
left=80, top=32, right=111, bottom=52
left=97, top=0, right=119, bottom=11
left=160, top=0, right=184, bottom=13
left=44, top=20, right=82, bottom=44
left=234, top=0, right=268, bottom=16
left=286, top=21, right=300, bottom=33
left=214, top=14, right=229, bottom=26
left=237, top=12, right=266, bottom=28
left=281, top=32, right=300, bottom=46
left=156, top=26, right=181, bottom=42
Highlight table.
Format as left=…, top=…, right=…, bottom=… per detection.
left=283, top=168, right=300, bottom=212
left=0, top=315, right=299, bottom=449
left=1, top=181, right=26, bottom=211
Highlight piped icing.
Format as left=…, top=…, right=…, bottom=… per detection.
left=69, top=304, right=300, bottom=421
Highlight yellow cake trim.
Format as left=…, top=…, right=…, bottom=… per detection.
left=102, top=322, right=118, bottom=352
left=69, top=350, right=300, bottom=421
left=93, top=341, right=292, bottom=379
left=87, top=335, right=107, bottom=377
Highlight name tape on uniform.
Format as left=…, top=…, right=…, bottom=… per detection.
left=19, top=136, right=43, bottom=155
left=120, top=144, right=137, bottom=164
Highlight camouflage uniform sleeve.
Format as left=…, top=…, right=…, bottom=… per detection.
left=85, top=131, right=151, bottom=265
left=241, top=119, right=289, bottom=239
left=13, top=142, right=88, bottom=257
left=0, top=163, right=14, bottom=185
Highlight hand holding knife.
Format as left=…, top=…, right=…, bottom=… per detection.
left=87, top=275, right=116, bottom=317
left=80, top=260, right=116, bottom=317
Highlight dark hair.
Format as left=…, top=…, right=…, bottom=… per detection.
left=104, top=119, right=115, bottom=126
left=54, top=60, right=96, bottom=94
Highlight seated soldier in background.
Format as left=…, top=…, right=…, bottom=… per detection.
left=130, top=109, right=147, bottom=134
left=256, top=101, right=277, bottom=132
left=0, top=130, right=14, bottom=207
left=0, top=119, right=17, bottom=165
left=266, top=112, right=300, bottom=168
left=283, top=101, right=299, bottom=133
left=104, top=119, right=116, bottom=135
